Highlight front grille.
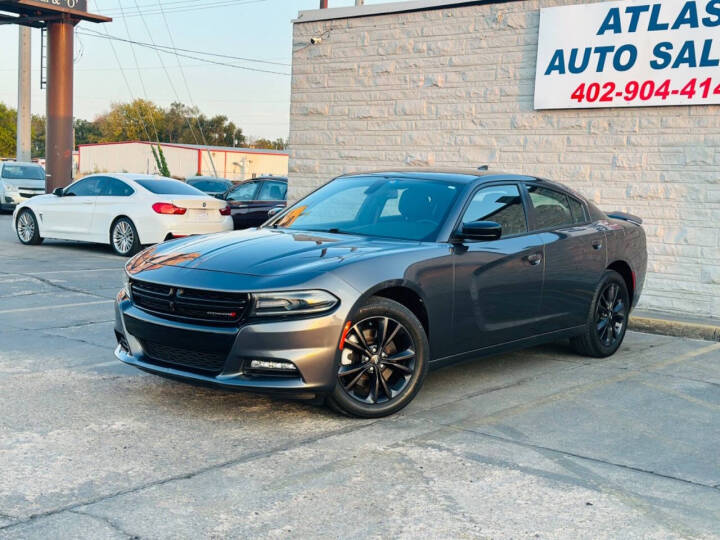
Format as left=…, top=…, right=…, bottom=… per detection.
left=141, top=340, right=227, bottom=374
left=130, top=280, right=250, bottom=325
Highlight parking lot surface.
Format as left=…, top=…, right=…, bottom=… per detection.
left=1, top=213, right=719, bottom=539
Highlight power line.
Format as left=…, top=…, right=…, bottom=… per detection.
left=79, top=27, right=290, bottom=67
left=96, top=0, right=266, bottom=18
left=76, top=30, right=291, bottom=76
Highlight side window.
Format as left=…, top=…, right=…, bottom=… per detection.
left=528, top=186, right=574, bottom=230
left=226, top=182, right=258, bottom=201
left=568, top=197, right=587, bottom=224
left=101, top=178, right=134, bottom=197
left=462, top=184, right=528, bottom=237
left=257, top=181, right=287, bottom=201
left=65, top=177, right=102, bottom=197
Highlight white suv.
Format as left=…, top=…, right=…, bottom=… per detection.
left=0, top=161, right=47, bottom=211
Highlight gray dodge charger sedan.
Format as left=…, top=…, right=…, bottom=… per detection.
left=115, top=169, right=647, bottom=417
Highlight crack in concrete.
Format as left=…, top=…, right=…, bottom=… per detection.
left=0, top=420, right=380, bottom=533
left=0, top=271, right=109, bottom=300
left=443, top=423, right=720, bottom=492
left=69, top=509, right=141, bottom=539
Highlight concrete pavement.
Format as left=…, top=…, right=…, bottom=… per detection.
left=1, top=214, right=719, bottom=539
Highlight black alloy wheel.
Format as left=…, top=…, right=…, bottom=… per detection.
left=328, top=297, right=429, bottom=418
left=571, top=270, right=630, bottom=358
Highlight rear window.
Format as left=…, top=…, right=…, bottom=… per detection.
left=136, top=179, right=204, bottom=195
left=2, top=164, right=45, bottom=181
left=189, top=180, right=231, bottom=192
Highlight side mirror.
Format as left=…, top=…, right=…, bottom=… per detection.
left=53, top=187, right=64, bottom=197
left=457, top=221, right=502, bottom=241
left=267, top=206, right=283, bottom=218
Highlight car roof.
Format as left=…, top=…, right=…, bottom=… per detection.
left=239, top=177, right=288, bottom=183
left=1, top=161, right=43, bottom=167
left=187, top=176, right=232, bottom=181
left=337, top=169, right=538, bottom=184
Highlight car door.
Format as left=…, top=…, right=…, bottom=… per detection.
left=526, top=184, right=607, bottom=332
left=91, top=177, right=135, bottom=243
left=225, top=181, right=260, bottom=229
left=41, top=177, right=100, bottom=238
left=252, top=181, right=288, bottom=225
left=452, top=183, right=546, bottom=354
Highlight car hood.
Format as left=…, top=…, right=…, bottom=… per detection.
left=127, top=228, right=430, bottom=277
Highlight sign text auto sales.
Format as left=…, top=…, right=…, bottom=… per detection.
left=534, top=0, right=720, bottom=109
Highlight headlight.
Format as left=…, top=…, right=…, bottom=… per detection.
left=251, top=290, right=339, bottom=317
left=121, top=271, right=131, bottom=297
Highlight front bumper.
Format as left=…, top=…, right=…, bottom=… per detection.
left=114, top=295, right=346, bottom=397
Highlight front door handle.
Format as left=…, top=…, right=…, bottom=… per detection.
left=525, top=253, right=543, bottom=266
left=592, top=240, right=603, bottom=250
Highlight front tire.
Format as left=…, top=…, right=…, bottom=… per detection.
left=110, top=217, right=141, bottom=257
left=327, top=297, right=429, bottom=418
left=16, top=209, right=43, bottom=245
left=571, top=270, right=630, bottom=358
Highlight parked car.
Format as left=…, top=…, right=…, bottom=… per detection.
left=185, top=176, right=234, bottom=199
left=13, top=173, right=233, bottom=257
left=115, top=169, right=647, bottom=417
left=0, top=161, right=46, bottom=211
left=223, top=177, right=287, bottom=229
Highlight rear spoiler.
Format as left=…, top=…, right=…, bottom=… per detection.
left=606, top=211, right=643, bottom=225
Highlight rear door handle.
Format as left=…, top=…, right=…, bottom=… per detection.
left=525, top=253, right=543, bottom=266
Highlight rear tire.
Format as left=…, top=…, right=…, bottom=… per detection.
left=571, top=270, right=629, bottom=358
left=327, top=297, right=429, bottom=418
left=110, top=217, right=141, bottom=257
left=15, top=209, right=43, bottom=245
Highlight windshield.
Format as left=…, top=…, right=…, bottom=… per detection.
left=136, top=179, right=205, bottom=196
left=272, top=176, right=462, bottom=241
left=2, top=164, right=45, bottom=181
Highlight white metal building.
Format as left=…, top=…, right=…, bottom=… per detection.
left=77, top=141, right=289, bottom=181
left=289, top=0, right=720, bottom=319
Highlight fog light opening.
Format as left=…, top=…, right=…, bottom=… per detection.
left=249, top=359, right=298, bottom=372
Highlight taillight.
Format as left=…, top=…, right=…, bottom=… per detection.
left=219, top=206, right=231, bottom=216
left=152, top=202, right=187, bottom=215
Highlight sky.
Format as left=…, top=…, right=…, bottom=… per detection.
left=0, top=0, right=409, bottom=141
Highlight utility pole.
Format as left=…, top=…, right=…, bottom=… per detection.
left=356, top=0, right=364, bottom=5
left=16, top=26, right=31, bottom=163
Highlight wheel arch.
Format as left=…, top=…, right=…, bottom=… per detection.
left=356, top=280, right=430, bottom=339
left=607, top=260, right=634, bottom=304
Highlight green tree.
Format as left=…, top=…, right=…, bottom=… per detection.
left=73, top=118, right=101, bottom=146
left=0, top=103, right=17, bottom=157
left=252, top=137, right=286, bottom=150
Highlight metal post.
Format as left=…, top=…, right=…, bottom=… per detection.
left=320, top=0, right=328, bottom=8
left=45, top=18, right=75, bottom=193
left=16, top=26, right=32, bottom=163
left=355, top=0, right=364, bottom=5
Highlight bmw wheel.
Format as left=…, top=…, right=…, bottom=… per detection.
left=110, top=217, right=141, bottom=257
left=16, top=209, right=43, bottom=245
left=571, top=270, right=630, bottom=358
left=328, top=297, right=429, bottom=418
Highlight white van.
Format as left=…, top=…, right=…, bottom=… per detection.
left=0, top=161, right=46, bottom=211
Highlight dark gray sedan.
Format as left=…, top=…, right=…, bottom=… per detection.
left=114, top=170, right=647, bottom=417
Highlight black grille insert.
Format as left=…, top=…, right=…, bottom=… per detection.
left=141, top=340, right=227, bottom=374
left=130, top=280, right=250, bottom=325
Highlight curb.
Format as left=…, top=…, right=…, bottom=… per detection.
left=629, top=316, right=720, bottom=342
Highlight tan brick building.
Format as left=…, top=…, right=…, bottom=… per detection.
left=288, top=0, right=720, bottom=319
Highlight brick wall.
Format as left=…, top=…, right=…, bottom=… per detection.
left=289, top=0, right=720, bottom=318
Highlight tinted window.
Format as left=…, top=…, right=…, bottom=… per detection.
left=100, top=177, right=134, bottom=197
left=568, top=197, right=587, bottom=223
left=257, top=181, right=287, bottom=201
left=2, top=164, right=45, bottom=181
left=189, top=179, right=231, bottom=192
left=65, top=177, right=103, bottom=197
left=227, top=182, right=258, bottom=201
left=136, top=179, right=204, bottom=195
left=462, top=185, right=527, bottom=237
left=274, top=176, right=461, bottom=242
left=528, top=186, right=574, bottom=230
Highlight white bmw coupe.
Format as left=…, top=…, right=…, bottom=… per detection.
left=12, top=173, right=234, bottom=256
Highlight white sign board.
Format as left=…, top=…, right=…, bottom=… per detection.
left=534, top=0, right=720, bottom=109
